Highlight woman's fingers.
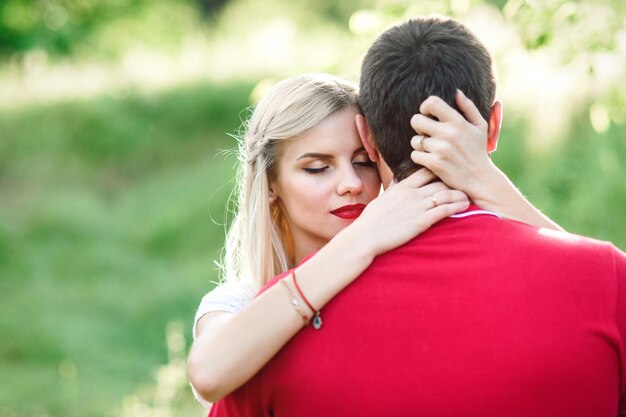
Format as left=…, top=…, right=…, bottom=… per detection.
left=411, top=134, right=444, bottom=153
left=411, top=151, right=436, bottom=168
left=432, top=188, right=468, bottom=204
left=412, top=135, right=453, bottom=155
left=398, top=167, right=436, bottom=188
left=412, top=187, right=469, bottom=228
left=410, top=114, right=443, bottom=138
left=411, top=134, right=474, bottom=177
left=429, top=189, right=469, bottom=206
left=413, top=181, right=451, bottom=198
left=422, top=200, right=470, bottom=225
left=418, top=95, right=464, bottom=125
left=394, top=177, right=456, bottom=209
left=455, top=90, right=486, bottom=128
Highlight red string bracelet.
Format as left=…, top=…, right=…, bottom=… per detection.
left=291, top=270, right=323, bottom=330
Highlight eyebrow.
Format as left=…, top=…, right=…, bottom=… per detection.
left=296, top=146, right=366, bottom=161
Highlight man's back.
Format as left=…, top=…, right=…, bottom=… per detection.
left=211, top=209, right=626, bottom=417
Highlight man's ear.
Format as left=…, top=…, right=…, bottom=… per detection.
left=355, top=114, right=379, bottom=162
left=487, top=101, right=503, bottom=153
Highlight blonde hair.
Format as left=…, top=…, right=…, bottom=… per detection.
left=222, top=73, right=359, bottom=290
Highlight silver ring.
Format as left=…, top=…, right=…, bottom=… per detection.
left=415, top=135, right=425, bottom=152
left=431, top=194, right=438, bottom=207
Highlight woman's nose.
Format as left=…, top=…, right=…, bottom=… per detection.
left=337, top=165, right=363, bottom=195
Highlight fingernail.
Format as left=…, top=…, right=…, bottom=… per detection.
left=456, top=89, right=465, bottom=98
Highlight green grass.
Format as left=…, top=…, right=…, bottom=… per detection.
left=0, top=81, right=252, bottom=417
left=0, top=79, right=624, bottom=417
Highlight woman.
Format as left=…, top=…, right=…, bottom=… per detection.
left=187, top=73, right=560, bottom=405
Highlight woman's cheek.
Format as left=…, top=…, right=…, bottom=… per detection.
left=295, top=175, right=327, bottom=201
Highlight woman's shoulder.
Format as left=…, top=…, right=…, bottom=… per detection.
left=193, top=279, right=256, bottom=338
left=197, top=280, right=256, bottom=313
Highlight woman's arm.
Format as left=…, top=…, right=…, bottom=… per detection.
left=187, top=169, right=469, bottom=403
left=409, top=91, right=563, bottom=231
left=466, top=163, right=562, bottom=231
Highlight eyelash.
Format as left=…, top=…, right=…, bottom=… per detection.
left=303, top=167, right=328, bottom=174
left=303, top=161, right=375, bottom=174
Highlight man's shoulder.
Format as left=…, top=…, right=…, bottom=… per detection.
left=495, top=217, right=619, bottom=258
left=376, top=212, right=620, bottom=271
left=449, top=211, right=612, bottom=250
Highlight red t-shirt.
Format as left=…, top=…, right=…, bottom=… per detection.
left=209, top=208, right=626, bottom=417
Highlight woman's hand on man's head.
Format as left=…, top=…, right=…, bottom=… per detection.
left=408, top=91, right=498, bottom=201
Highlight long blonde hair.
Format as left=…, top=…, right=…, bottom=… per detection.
left=222, top=73, right=359, bottom=290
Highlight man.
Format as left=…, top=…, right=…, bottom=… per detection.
left=210, top=16, right=626, bottom=416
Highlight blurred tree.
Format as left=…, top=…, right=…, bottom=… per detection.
left=198, top=0, right=230, bottom=17
left=295, top=0, right=375, bottom=23
left=0, top=0, right=223, bottom=59
left=0, top=0, right=147, bottom=57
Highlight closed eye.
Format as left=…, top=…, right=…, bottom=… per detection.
left=354, top=160, right=375, bottom=168
left=303, top=166, right=329, bottom=174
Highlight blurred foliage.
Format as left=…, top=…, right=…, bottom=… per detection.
left=0, top=81, right=251, bottom=417
left=0, top=0, right=374, bottom=60
left=0, top=0, right=625, bottom=416
left=2, top=0, right=624, bottom=62
left=0, top=0, right=216, bottom=59
left=349, top=0, right=626, bottom=130
left=503, top=0, right=624, bottom=53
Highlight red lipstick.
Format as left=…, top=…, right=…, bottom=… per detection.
left=331, top=204, right=366, bottom=220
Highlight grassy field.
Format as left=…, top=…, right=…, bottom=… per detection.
left=0, top=81, right=253, bottom=417
left=1, top=79, right=625, bottom=417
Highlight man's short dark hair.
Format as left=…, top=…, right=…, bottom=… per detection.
left=359, top=16, right=496, bottom=180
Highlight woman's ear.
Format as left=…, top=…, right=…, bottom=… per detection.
left=269, top=185, right=278, bottom=204
left=356, top=114, right=379, bottom=162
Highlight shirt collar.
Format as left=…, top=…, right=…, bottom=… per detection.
left=449, top=204, right=501, bottom=219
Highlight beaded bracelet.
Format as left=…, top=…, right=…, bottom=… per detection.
left=279, top=277, right=310, bottom=324
left=292, top=270, right=323, bottom=330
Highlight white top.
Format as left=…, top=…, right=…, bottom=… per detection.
left=193, top=280, right=256, bottom=338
